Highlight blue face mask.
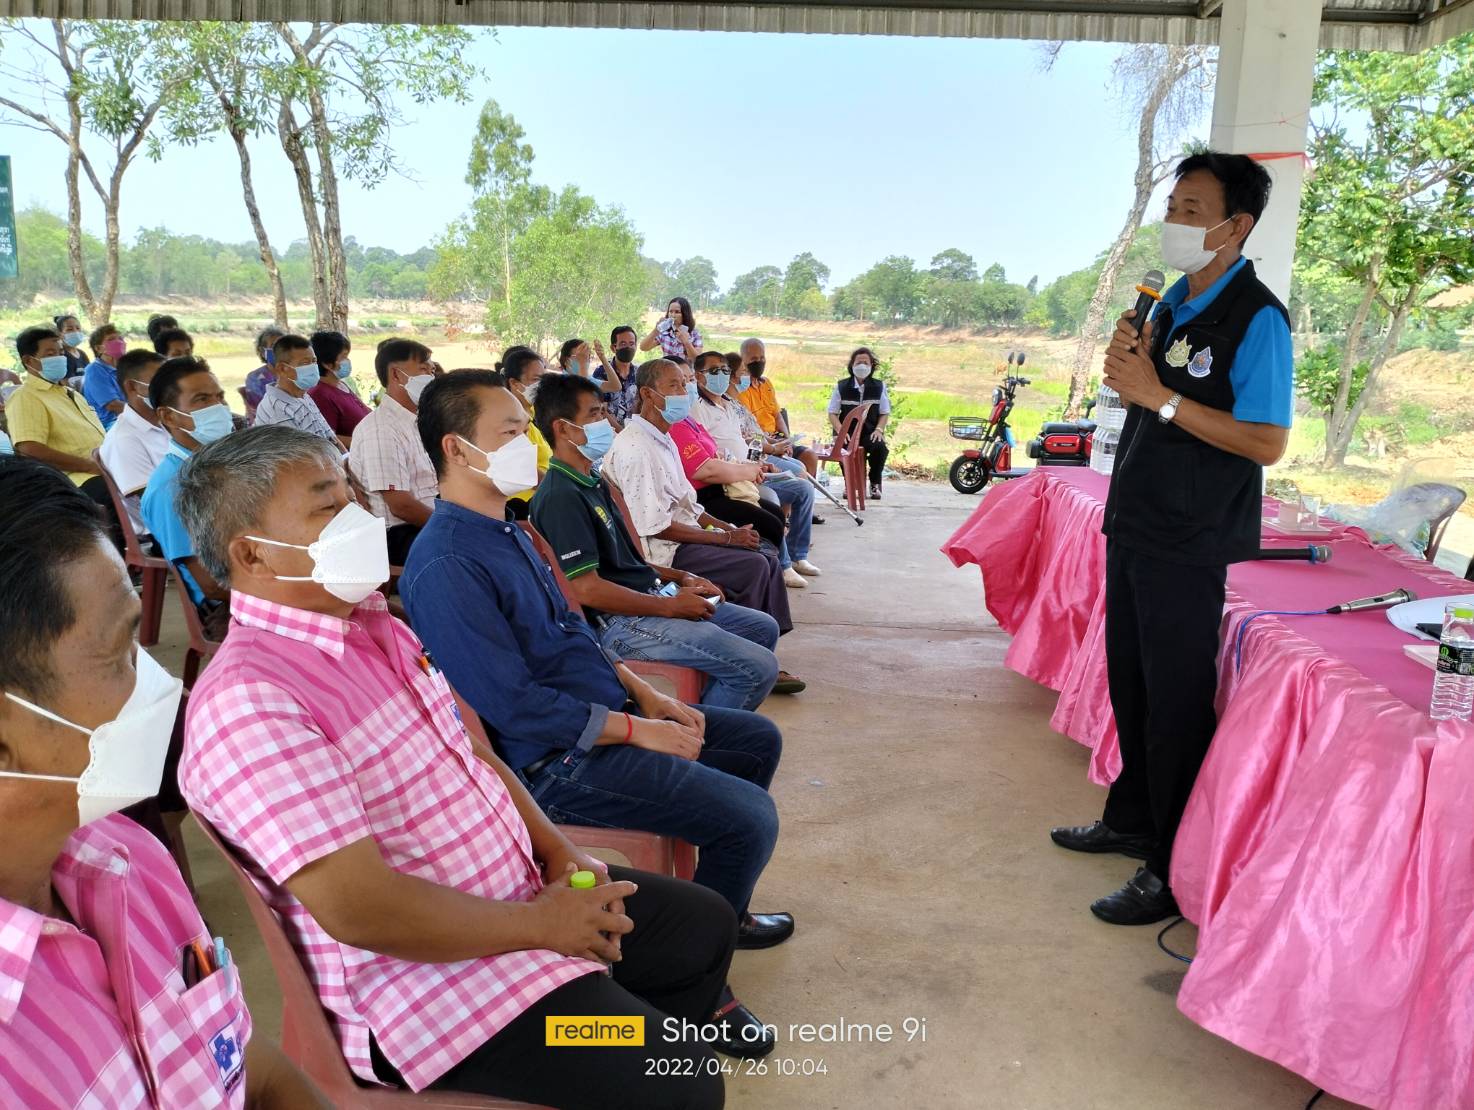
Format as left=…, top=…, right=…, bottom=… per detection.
left=293, top=363, right=321, bottom=391
left=63, top=330, right=86, bottom=349
left=660, top=391, right=693, bottom=425
left=264, top=349, right=276, bottom=366
left=574, top=418, right=615, bottom=462
left=568, top=359, right=582, bottom=377
left=37, top=355, right=69, bottom=383
left=736, top=375, right=751, bottom=393
left=336, top=358, right=353, bottom=380
left=685, top=381, right=699, bottom=403
left=703, top=371, right=730, bottom=396
left=177, top=403, right=233, bottom=446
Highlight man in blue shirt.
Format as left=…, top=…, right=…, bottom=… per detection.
left=81, top=323, right=128, bottom=429
left=1051, top=152, right=1294, bottom=926
left=140, top=358, right=235, bottom=638
left=401, top=371, right=794, bottom=1051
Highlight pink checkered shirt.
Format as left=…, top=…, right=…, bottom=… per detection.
left=180, top=590, right=601, bottom=1091
left=0, top=815, right=252, bottom=1108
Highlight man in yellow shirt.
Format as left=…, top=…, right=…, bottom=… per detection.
left=735, top=338, right=818, bottom=478
left=496, top=345, right=552, bottom=515
left=7, top=325, right=112, bottom=514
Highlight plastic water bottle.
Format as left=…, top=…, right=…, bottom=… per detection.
left=1095, top=384, right=1128, bottom=431
left=1431, top=604, right=1474, bottom=721
left=1090, top=427, right=1120, bottom=475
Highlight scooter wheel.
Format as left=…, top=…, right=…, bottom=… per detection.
left=948, top=456, right=990, bottom=495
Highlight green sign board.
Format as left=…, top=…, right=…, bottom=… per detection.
left=0, top=157, right=15, bottom=280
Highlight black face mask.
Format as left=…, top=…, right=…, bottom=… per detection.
left=747, top=360, right=766, bottom=377
left=615, top=347, right=635, bottom=363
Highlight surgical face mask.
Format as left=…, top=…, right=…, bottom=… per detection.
left=0, top=650, right=183, bottom=827
left=248, top=501, right=389, bottom=605
left=103, top=337, right=127, bottom=360
left=293, top=363, right=321, bottom=391
left=264, top=349, right=276, bottom=366
left=336, top=358, right=353, bottom=380
left=736, top=374, right=751, bottom=393
left=615, top=346, right=635, bottom=364
left=126, top=380, right=153, bottom=409
left=573, top=418, right=615, bottom=462
left=747, top=359, right=766, bottom=377
left=684, top=381, right=699, bottom=404
left=63, top=330, right=86, bottom=349
left=37, top=355, right=69, bottom=383
left=1161, top=218, right=1232, bottom=276
left=457, top=433, right=540, bottom=496
left=703, top=371, right=731, bottom=395
left=402, top=369, right=434, bottom=406
left=657, top=389, right=693, bottom=425
left=567, top=359, right=582, bottom=376
left=852, top=362, right=872, bottom=379
left=171, top=403, right=233, bottom=446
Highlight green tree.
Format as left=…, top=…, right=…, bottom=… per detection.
left=1299, top=34, right=1474, bottom=466
left=663, top=257, right=720, bottom=308
left=779, top=251, right=830, bottom=317
left=859, top=256, right=922, bottom=322
left=981, top=262, right=1007, bottom=284
left=0, top=19, right=186, bottom=322
left=929, top=248, right=978, bottom=283
left=0, top=206, right=102, bottom=307
left=725, top=265, right=783, bottom=316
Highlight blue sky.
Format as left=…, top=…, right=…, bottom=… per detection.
left=2, top=25, right=1206, bottom=289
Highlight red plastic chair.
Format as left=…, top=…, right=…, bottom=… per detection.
left=516, top=519, right=706, bottom=704
left=449, top=686, right=697, bottom=882
left=812, top=402, right=873, bottom=512
left=93, top=449, right=168, bottom=647
left=164, top=560, right=224, bottom=689
left=192, top=814, right=536, bottom=1109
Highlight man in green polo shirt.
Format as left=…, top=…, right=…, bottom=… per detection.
left=531, top=373, right=805, bottom=709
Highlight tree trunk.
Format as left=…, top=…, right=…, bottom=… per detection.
left=1065, top=47, right=1191, bottom=418
left=228, top=123, right=288, bottom=328
left=1322, top=264, right=1380, bottom=465
left=62, top=76, right=97, bottom=321
left=1324, top=293, right=1416, bottom=467
left=279, top=100, right=332, bottom=328
left=96, top=168, right=125, bottom=322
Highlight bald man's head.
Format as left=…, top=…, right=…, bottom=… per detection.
left=740, top=338, right=767, bottom=376
left=740, top=338, right=764, bottom=358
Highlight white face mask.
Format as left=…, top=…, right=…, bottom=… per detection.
left=402, top=369, right=434, bottom=406
left=458, top=433, right=539, bottom=496
left=0, top=650, right=183, bottom=826
left=852, top=363, right=872, bottom=379
left=248, top=501, right=390, bottom=604
left=1161, top=218, right=1233, bottom=276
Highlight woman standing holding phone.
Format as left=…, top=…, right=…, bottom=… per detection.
left=642, top=296, right=703, bottom=361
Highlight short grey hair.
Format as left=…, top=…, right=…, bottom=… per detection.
left=740, top=337, right=764, bottom=356
left=176, top=425, right=342, bottom=586
left=635, top=358, right=676, bottom=392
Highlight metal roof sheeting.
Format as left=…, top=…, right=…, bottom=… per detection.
left=0, top=0, right=1466, bottom=51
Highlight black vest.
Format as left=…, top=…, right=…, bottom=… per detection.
left=837, top=376, right=885, bottom=437
left=1102, top=259, right=1289, bottom=567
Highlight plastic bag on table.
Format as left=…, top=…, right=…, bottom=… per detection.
left=1324, top=481, right=1464, bottom=557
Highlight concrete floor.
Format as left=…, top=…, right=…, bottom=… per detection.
left=158, top=479, right=1360, bottom=1109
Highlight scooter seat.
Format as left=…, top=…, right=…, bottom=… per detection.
left=1041, top=422, right=1084, bottom=435
left=1077, top=419, right=1096, bottom=433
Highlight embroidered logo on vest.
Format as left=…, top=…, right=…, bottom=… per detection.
left=1165, top=338, right=1191, bottom=368
left=1187, top=346, right=1214, bottom=378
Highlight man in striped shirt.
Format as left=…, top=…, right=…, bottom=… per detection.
left=175, top=426, right=734, bottom=1109
left=0, top=455, right=320, bottom=1109
left=253, top=334, right=344, bottom=448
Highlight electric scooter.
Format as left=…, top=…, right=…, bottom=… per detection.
left=1026, top=397, right=1097, bottom=468
left=947, top=352, right=1033, bottom=495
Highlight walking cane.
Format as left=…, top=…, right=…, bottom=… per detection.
left=799, top=470, right=864, bottom=526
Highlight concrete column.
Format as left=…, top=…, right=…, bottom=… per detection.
left=1208, top=0, right=1321, bottom=302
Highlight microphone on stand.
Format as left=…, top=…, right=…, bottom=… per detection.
left=1254, top=545, right=1332, bottom=564
left=1325, top=587, right=1417, bottom=615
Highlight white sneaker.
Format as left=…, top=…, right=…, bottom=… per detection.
left=793, top=559, right=822, bottom=577
left=783, top=567, right=808, bottom=589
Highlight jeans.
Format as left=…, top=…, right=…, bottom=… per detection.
left=527, top=705, right=782, bottom=916
left=765, top=453, right=806, bottom=476
left=599, top=602, right=780, bottom=711
left=763, top=473, right=814, bottom=561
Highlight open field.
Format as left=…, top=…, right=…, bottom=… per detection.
left=7, top=296, right=1472, bottom=568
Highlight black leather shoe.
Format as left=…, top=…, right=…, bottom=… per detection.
left=1050, top=820, right=1154, bottom=861
left=813, top=514, right=826, bottom=525
left=1090, top=867, right=1179, bottom=926
left=736, top=911, right=794, bottom=949
left=773, top=671, right=806, bottom=695
left=869, top=484, right=882, bottom=500
left=708, top=997, right=776, bottom=1059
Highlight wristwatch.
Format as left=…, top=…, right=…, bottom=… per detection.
left=1158, top=392, right=1183, bottom=424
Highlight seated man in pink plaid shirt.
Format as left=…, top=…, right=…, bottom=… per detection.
left=175, top=425, right=735, bottom=1110
left=0, top=454, right=322, bottom=1110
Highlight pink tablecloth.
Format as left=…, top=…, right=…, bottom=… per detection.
left=943, top=467, right=1474, bottom=1110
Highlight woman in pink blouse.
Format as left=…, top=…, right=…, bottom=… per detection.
left=640, top=297, right=702, bottom=361
left=308, top=330, right=372, bottom=443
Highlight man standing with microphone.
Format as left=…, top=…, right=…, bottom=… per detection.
left=1051, top=152, right=1295, bottom=925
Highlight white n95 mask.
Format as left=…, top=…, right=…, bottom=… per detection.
left=248, top=501, right=390, bottom=604
left=0, top=649, right=183, bottom=826
left=457, top=434, right=540, bottom=497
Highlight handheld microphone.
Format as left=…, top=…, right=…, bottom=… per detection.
left=1130, top=270, right=1166, bottom=335
left=1325, top=587, right=1417, bottom=615
left=1255, top=545, right=1332, bottom=564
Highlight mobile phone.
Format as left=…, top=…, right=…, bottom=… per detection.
left=657, top=581, right=680, bottom=598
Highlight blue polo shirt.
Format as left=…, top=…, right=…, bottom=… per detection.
left=82, top=359, right=126, bottom=429
left=140, top=444, right=205, bottom=604
left=1155, top=257, right=1294, bottom=428
left=400, top=499, right=630, bottom=771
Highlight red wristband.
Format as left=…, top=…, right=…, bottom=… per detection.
left=623, top=712, right=634, bottom=743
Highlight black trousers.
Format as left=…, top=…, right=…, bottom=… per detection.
left=375, top=867, right=734, bottom=1109
left=695, top=486, right=786, bottom=550
left=862, top=438, right=888, bottom=486
left=386, top=523, right=421, bottom=567
left=1100, top=543, right=1227, bottom=883
left=79, top=474, right=123, bottom=552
